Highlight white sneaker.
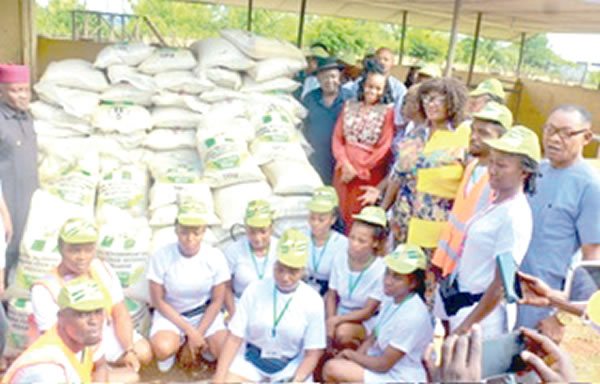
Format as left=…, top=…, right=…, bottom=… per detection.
left=157, top=355, right=176, bottom=373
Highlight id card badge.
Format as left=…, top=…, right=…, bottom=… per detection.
left=260, top=336, right=283, bottom=360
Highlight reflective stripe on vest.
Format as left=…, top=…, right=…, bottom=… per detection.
left=432, top=159, right=493, bottom=277
left=2, top=326, right=93, bottom=384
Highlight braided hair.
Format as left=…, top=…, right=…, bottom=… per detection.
left=357, top=58, right=394, bottom=105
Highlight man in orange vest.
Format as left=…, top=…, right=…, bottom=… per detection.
left=3, top=277, right=108, bottom=383
left=432, top=101, right=513, bottom=326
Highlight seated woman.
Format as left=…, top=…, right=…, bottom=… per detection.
left=213, top=229, right=325, bottom=383
left=303, top=186, right=349, bottom=296
left=223, top=200, right=278, bottom=317
left=323, top=244, right=433, bottom=382
left=147, top=199, right=229, bottom=372
left=440, top=126, right=541, bottom=338
left=325, top=206, right=387, bottom=351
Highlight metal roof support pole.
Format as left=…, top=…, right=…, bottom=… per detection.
left=444, top=0, right=462, bottom=77
left=398, top=10, right=408, bottom=65
left=297, top=0, right=308, bottom=48
left=467, top=12, right=482, bottom=87
left=516, top=32, right=526, bottom=78
left=247, top=0, right=253, bottom=31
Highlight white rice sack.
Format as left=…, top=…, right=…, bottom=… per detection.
left=240, top=75, right=300, bottom=94
left=30, top=101, right=93, bottom=134
left=5, top=299, right=33, bottom=357
left=197, top=103, right=254, bottom=143
left=34, top=82, right=100, bottom=119
left=92, top=136, right=148, bottom=172
left=257, top=93, right=308, bottom=121
left=38, top=139, right=100, bottom=209
left=148, top=149, right=203, bottom=183
left=152, top=107, right=204, bottom=129
left=97, top=214, right=151, bottom=288
left=101, top=83, right=154, bottom=106
left=213, top=181, right=272, bottom=229
left=92, top=132, right=146, bottom=152
left=203, top=67, right=242, bottom=90
left=220, top=30, right=304, bottom=61
left=95, top=42, right=156, bottom=68
left=92, top=103, right=152, bottom=134
left=262, top=159, right=323, bottom=195
left=144, top=128, right=196, bottom=151
left=107, top=65, right=156, bottom=91
left=40, top=59, right=108, bottom=92
left=273, top=216, right=310, bottom=236
left=198, top=88, right=247, bottom=103
left=249, top=107, right=306, bottom=164
left=154, top=71, right=215, bottom=94
left=268, top=194, right=311, bottom=220
left=97, top=165, right=149, bottom=218
left=247, top=57, right=307, bottom=82
left=149, top=183, right=220, bottom=227
left=16, top=189, right=92, bottom=290
left=34, top=120, right=87, bottom=139
left=197, top=132, right=264, bottom=188
left=138, top=48, right=196, bottom=74
left=190, top=37, right=255, bottom=71
left=151, top=92, right=209, bottom=113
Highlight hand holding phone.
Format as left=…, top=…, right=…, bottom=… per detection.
left=496, top=251, right=523, bottom=304
left=481, top=331, right=527, bottom=378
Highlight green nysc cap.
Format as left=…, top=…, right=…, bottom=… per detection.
left=277, top=229, right=309, bottom=269
left=245, top=199, right=274, bottom=228
left=384, top=244, right=427, bottom=274
left=57, top=276, right=108, bottom=312
left=306, top=186, right=339, bottom=213
left=177, top=198, right=209, bottom=227
left=472, top=101, right=513, bottom=130
left=352, top=206, right=387, bottom=228
left=59, top=217, right=98, bottom=244
left=484, top=125, right=542, bottom=163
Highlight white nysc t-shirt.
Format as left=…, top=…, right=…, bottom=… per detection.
left=301, top=229, right=348, bottom=282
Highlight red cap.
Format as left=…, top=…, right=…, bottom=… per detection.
left=0, top=64, right=30, bottom=83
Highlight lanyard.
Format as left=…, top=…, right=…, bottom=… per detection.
left=375, top=294, right=414, bottom=338
left=272, top=284, right=294, bottom=337
left=249, top=242, right=269, bottom=280
left=347, top=256, right=374, bottom=299
left=311, top=233, right=331, bottom=274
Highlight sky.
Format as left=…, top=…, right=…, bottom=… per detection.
left=36, top=0, right=600, bottom=64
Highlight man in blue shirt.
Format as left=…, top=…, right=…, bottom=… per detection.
left=302, top=57, right=352, bottom=185
left=517, top=104, right=600, bottom=333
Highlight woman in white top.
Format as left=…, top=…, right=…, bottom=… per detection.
left=213, top=229, right=326, bottom=383
left=148, top=199, right=230, bottom=372
left=304, top=186, right=349, bottom=295
left=324, top=244, right=434, bottom=382
left=325, top=206, right=387, bottom=351
left=224, top=200, right=278, bottom=317
left=439, top=126, right=541, bottom=337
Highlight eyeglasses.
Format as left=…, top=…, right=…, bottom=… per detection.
left=542, top=124, right=588, bottom=140
left=421, top=94, right=446, bottom=106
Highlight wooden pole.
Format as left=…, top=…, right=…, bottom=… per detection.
left=398, top=10, right=408, bottom=65
left=516, top=32, right=526, bottom=78
left=444, top=0, right=462, bottom=77
left=247, top=0, right=253, bottom=31
left=467, top=12, right=482, bottom=86
left=297, top=0, right=308, bottom=48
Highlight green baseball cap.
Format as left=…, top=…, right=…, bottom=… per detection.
left=277, top=229, right=309, bottom=269
left=472, top=101, right=513, bottom=130
left=59, top=217, right=98, bottom=244
left=306, top=186, right=339, bottom=213
left=470, top=78, right=505, bottom=100
left=417, top=64, right=442, bottom=79
left=484, top=125, right=541, bottom=163
left=245, top=200, right=274, bottom=228
left=384, top=244, right=427, bottom=274
left=177, top=199, right=209, bottom=227
left=57, top=276, right=108, bottom=312
left=352, top=206, right=387, bottom=228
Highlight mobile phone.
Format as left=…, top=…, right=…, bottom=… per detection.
left=496, top=251, right=522, bottom=304
left=481, top=331, right=527, bottom=379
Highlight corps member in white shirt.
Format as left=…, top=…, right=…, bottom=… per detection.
left=324, top=244, right=434, bottom=382
left=224, top=200, right=278, bottom=317
left=213, top=229, right=326, bottom=383
left=325, top=206, right=388, bottom=351
left=303, top=186, right=349, bottom=296
left=148, top=199, right=229, bottom=372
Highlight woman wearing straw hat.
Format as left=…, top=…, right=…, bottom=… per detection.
left=147, top=199, right=229, bottom=372
left=439, top=126, right=541, bottom=337
left=213, top=229, right=325, bottom=383
left=223, top=200, right=278, bottom=317
left=325, top=206, right=387, bottom=352
left=323, top=244, right=433, bottom=382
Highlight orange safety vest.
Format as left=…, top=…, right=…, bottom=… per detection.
left=431, top=159, right=494, bottom=277
left=2, top=325, right=94, bottom=384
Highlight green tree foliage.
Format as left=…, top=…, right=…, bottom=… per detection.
left=406, top=28, right=448, bottom=62
left=36, top=0, right=82, bottom=37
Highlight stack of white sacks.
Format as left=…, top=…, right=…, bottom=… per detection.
left=5, top=30, right=324, bottom=356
